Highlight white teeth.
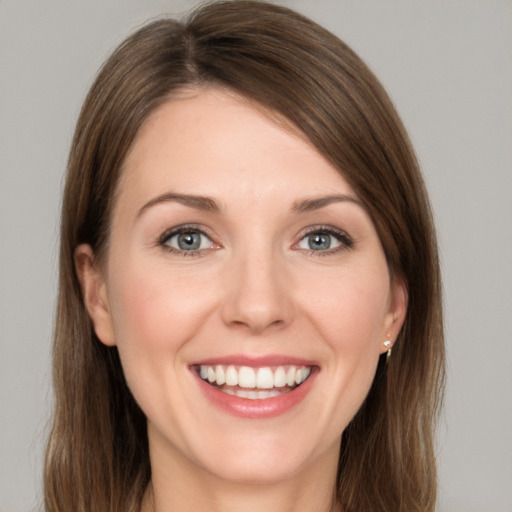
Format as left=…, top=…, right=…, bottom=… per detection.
left=286, top=367, right=296, bottom=386
left=239, top=366, right=256, bottom=388
left=215, top=365, right=225, bottom=385
left=258, top=389, right=281, bottom=399
left=273, top=367, right=287, bottom=387
left=256, top=367, right=274, bottom=389
left=198, top=363, right=312, bottom=391
left=231, top=388, right=284, bottom=400
left=225, top=365, right=238, bottom=386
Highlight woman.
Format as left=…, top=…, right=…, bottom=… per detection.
left=44, top=1, right=445, bottom=511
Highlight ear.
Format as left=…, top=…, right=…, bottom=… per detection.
left=74, top=244, right=116, bottom=346
left=379, top=276, right=408, bottom=354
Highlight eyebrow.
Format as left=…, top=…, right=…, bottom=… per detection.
left=291, top=194, right=362, bottom=213
left=136, top=192, right=221, bottom=218
left=136, top=192, right=361, bottom=219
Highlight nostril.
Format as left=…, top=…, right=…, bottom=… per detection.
left=229, top=316, right=286, bottom=334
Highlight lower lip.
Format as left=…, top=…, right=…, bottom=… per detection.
left=194, top=370, right=317, bottom=419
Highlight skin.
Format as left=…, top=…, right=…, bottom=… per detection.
left=75, top=88, right=406, bottom=512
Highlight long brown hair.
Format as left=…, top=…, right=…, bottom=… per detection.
left=45, top=2, right=445, bottom=511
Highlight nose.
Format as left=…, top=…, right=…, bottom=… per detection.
left=221, top=249, right=293, bottom=335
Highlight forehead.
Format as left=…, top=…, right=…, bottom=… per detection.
left=116, top=88, right=356, bottom=214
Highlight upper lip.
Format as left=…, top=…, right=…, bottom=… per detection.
left=190, top=354, right=318, bottom=368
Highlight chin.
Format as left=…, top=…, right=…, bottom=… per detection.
left=185, top=426, right=337, bottom=486
left=200, top=449, right=313, bottom=485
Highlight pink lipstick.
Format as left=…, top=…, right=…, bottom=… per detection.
left=190, top=355, right=318, bottom=419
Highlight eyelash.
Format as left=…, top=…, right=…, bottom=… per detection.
left=158, top=224, right=217, bottom=257
left=157, top=224, right=354, bottom=257
left=295, top=226, right=354, bottom=257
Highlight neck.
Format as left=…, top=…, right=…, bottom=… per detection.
left=142, top=478, right=339, bottom=512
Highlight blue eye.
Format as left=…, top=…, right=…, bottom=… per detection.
left=162, top=228, right=213, bottom=253
left=296, top=228, right=352, bottom=253
left=304, top=233, right=336, bottom=250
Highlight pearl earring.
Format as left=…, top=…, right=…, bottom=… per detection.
left=383, top=339, right=392, bottom=362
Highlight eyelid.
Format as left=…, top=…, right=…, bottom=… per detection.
left=159, top=224, right=208, bottom=243
left=156, top=223, right=353, bottom=257
left=293, top=225, right=354, bottom=253
left=158, top=224, right=220, bottom=255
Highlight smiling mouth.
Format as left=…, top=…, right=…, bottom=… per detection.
left=194, top=364, right=312, bottom=400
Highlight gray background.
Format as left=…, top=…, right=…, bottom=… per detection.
left=1, top=1, right=511, bottom=511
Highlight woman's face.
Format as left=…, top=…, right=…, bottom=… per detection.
left=77, top=88, right=406, bottom=485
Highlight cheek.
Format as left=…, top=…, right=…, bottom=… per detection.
left=298, top=267, right=389, bottom=426
left=104, top=256, right=223, bottom=432
left=301, top=268, right=390, bottom=354
left=106, top=257, right=218, bottom=378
